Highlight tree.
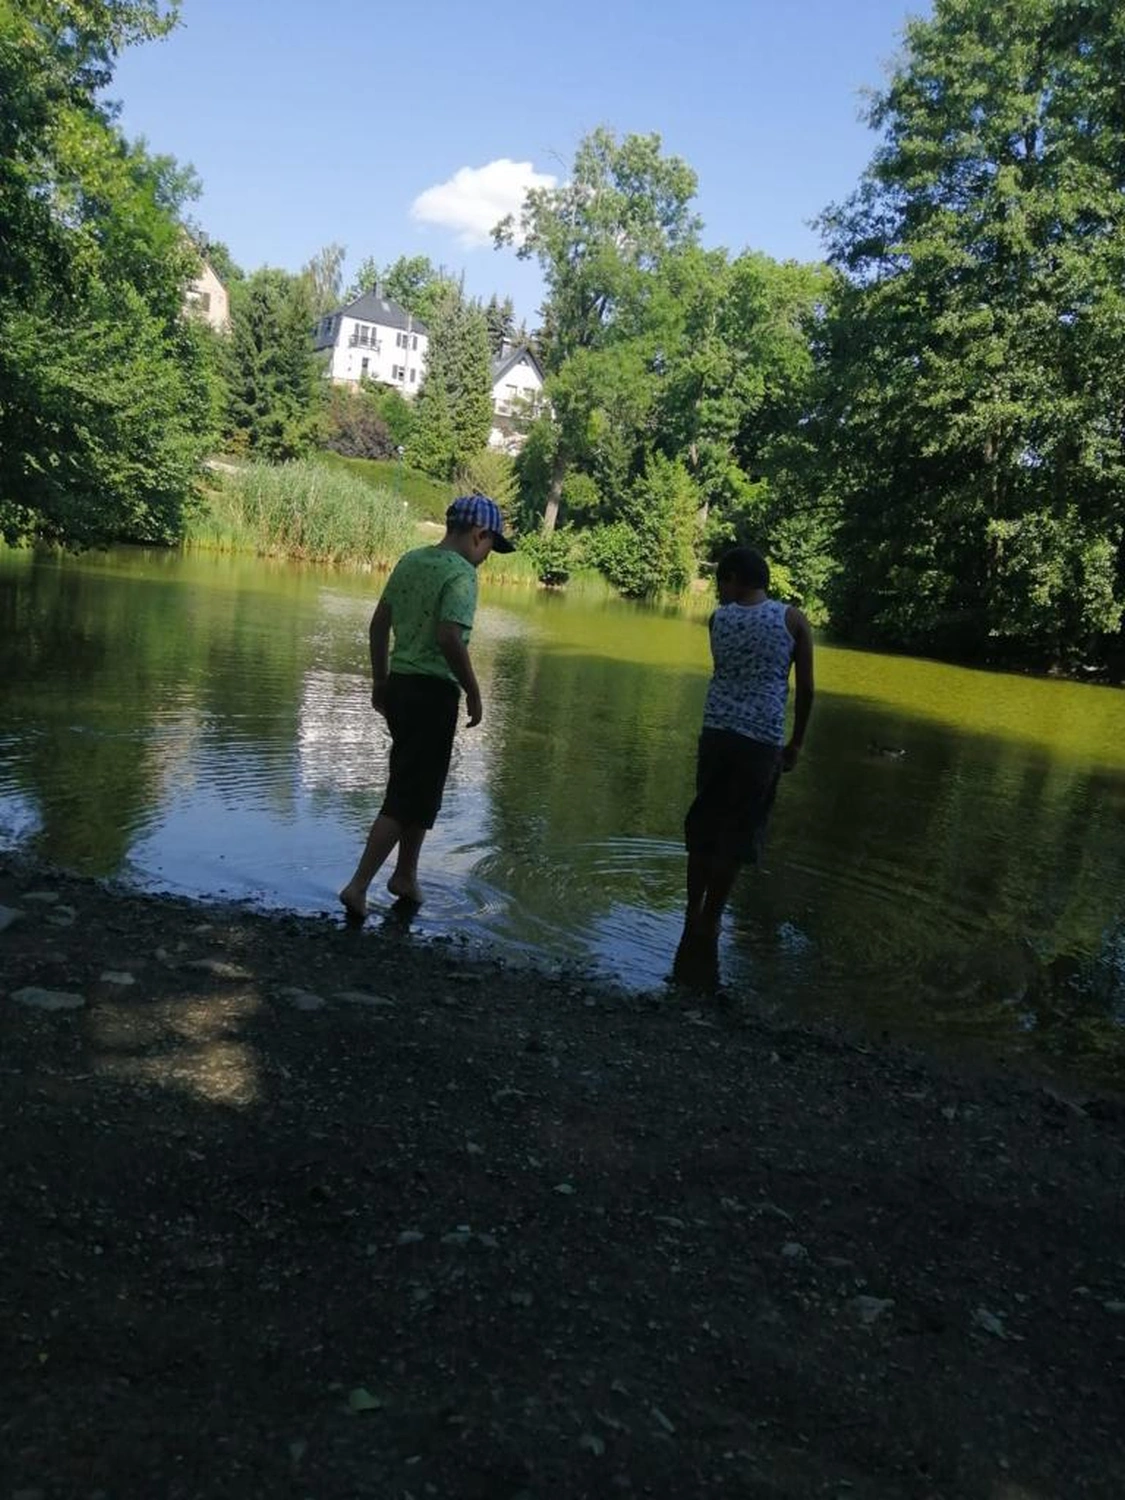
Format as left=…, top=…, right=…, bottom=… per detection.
left=201, top=236, right=243, bottom=286
left=587, top=453, right=700, bottom=596
left=484, top=293, right=515, bottom=355
left=301, top=241, right=346, bottom=317
left=343, top=254, right=380, bottom=304
left=815, top=0, right=1125, bottom=661
left=344, top=253, right=458, bottom=327
left=496, top=129, right=701, bottom=532
left=0, top=1, right=220, bottom=545
left=224, top=269, right=322, bottom=460
left=408, top=286, right=493, bottom=480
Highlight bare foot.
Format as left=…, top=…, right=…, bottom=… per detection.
left=386, top=874, right=423, bottom=906
left=338, top=885, right=368, bottom=922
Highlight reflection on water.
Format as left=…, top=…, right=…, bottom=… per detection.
left=1, top=546, right=1124, bottom=1084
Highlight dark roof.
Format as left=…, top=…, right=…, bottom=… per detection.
left=335, top=290, right=428, bottom=335
left=491, top=345, right=544, bottom=385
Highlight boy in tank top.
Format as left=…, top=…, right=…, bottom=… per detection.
left=675, top=546, right=814, bottom=985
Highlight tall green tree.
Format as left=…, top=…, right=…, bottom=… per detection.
left=0, top=0, right=220, bottom=545
left=408, top=286, right=493, bottom=480
left=496, top=129, right=701, bottom=532
left=652, top=247, right=832, bottom=609
left=484, top=293, right=515, bottom=356
left=224, top=268, right=322, bottom=461
left=816, top=0, right=1125, bottom=661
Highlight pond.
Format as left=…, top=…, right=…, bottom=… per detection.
left=2, top=546, right=1123, bottom=1083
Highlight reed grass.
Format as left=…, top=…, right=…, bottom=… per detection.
left=186, top=460, right=417, bottom=567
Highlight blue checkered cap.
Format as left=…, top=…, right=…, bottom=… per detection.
left=446, top=493, right=514, bottom=551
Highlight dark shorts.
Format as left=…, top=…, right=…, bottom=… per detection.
left=380, top=672, right=460, bottom=830
left=684, top=728, right=782, bottom=865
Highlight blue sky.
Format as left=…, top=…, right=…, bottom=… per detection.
left=114, top=0, right=929, bottom=320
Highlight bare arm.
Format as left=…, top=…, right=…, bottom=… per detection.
left=783, top=606, right=814, bottom=770
left=436, top=620, right=483, bottom=727
left=368, top=598, right=392, bottom=712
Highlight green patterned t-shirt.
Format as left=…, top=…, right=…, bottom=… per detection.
left=382, top=545, right=478, bottom=684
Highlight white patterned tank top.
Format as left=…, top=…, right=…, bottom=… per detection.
left=702, top=598, right=794, bottom=746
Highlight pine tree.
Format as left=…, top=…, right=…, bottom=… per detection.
left=484, top=293, right=515, bottom=356
left=409, top=289, right=494, bottom=479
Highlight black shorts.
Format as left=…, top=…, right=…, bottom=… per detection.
left=380, top=672, right=460, bottom=830
left=684, top=728, right=782, bottom=865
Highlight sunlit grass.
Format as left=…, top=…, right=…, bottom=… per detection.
left=185, top=460, right=417, bottom=567
left=314, top=451, right=453, bottom=523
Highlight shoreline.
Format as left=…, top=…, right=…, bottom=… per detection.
left=3, top=854, right=1124, bottom=1497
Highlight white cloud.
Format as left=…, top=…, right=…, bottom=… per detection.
left=410, top=159, right=557, bottom=248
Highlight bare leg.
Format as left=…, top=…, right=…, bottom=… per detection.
left=387, top=824, right=426, bottom=905
left=339, top=812, right=402, bottom=919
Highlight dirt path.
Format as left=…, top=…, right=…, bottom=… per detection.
left=1, top=858, right=1123, bottom=1499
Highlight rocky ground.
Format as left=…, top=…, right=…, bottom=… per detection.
left=1, top=856, right=1123, bottom=1500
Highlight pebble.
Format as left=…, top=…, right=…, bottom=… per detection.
left=781, top=1241, right=808, bottom=1260
left=972, top=1306, right=1007, bottom=1338
left=0, top=904, right=25, bottom=933
left=851, top=1295, right=895, bottom=1327
left=397, top=1230, right=425, bottom=1245
left=99, top=971, right=136, bottom=987
left=22, top=890, right=59, bottom=905
left=334, top=990, right=395, bottom=1007
left=10, top=986, right=86, bottom=1012
left=46, top=905, right=77, bottom=928
left=183, top=958, right=253, bottom=980
left=277, top=986, right=326, bottom=1011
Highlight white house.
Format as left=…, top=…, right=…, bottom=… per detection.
left=184, top=257, right=230, bottom=333
left=488, top=343, right=546, bottom=453
left=314, top=286, right=429, bottom=395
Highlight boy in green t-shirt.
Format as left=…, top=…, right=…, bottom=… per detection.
left=339, top=494, right=514, bottom=919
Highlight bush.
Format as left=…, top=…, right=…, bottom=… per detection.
left=518, top=526, right=579, bottom=585
left=366, top=384, right=415, bottom=449
left=322, top=387, right=394, bottom=460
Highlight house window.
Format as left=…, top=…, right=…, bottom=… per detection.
left=411, top=334, right=418, bottom=350
left=396, top=331, right=409, bottom=348
left=361, top=357, right=369, bottom=375
left=393, top=364, right=406, bottom=380
left=409, top=368, right=416, bottom=383
left=197, top=292, right=211, bottom=313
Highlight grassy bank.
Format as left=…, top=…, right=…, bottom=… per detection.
left=186, top=459, right=417, bottom=567
left=187, top=459, right=543, bottom=585
left=315, top=452, right=453, bottom=524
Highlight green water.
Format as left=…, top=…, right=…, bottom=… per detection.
left=2, top=546, right=1123, bottom=1083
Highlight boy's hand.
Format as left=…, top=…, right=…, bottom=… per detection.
left=465, top=685, right=483, bottom=727
left=371, top=680, right=388, bottom=716
left=782, top=739, right=801, bottom=771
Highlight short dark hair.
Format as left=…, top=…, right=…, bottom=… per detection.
left=716, top=546, right=769, bottom=590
